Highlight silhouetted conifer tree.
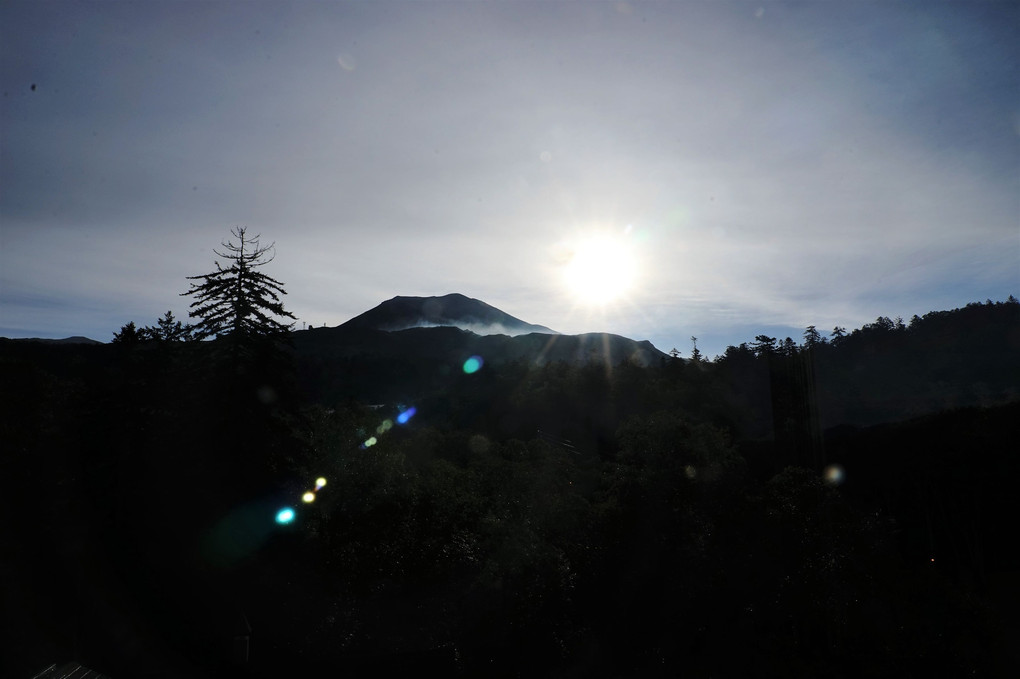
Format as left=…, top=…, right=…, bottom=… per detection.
left=181, top=228, right=300, bottom=494
left=690, top=336, right=702, bottom=362
left=803, top=325, right=822, bottom=348
left=182, top=227, right=295, bottom=341
left=751, top=334, right=777, bottom=357
left=140, top=310, right=194, bottom=342
left=111, top=320, right=140, bottom=343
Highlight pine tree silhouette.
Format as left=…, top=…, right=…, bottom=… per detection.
left=182, top=227, right=295, bottom=341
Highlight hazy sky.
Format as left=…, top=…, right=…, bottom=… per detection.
left=2, top=1, right=1017, bottom=358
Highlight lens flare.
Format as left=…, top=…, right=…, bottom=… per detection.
left=824, top=464, right=845, bottom=485
left=302, top=492, right=316, bottom=503
left=376, top=419, right=393, bottom=434
left=462, top=356, right=484, bottom=374
left=315, top=477, right=327, bottom=490
left=275, top=507, right=295, bottom=525
left=397, top=407, right=417, bottom=424
left=364, top=436, right=378, bottom=447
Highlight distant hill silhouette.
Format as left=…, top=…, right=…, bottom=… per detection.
left=4, top=336, right=102, bottom=345
left=338, top=293, right=557, bottom=336
left=292, top=294, right=665, bottom=403
left=704, top=297, right=1020, bottom=440
left=295, top=325, right=663, bottom=367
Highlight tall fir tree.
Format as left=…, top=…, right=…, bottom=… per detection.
left=181, top=228, right=299, bottom=487
left=111, top=320, right=140, bottom=344
left=802, top=325, right=822, bottom=348
left=182, top=227, right=296, bottom=341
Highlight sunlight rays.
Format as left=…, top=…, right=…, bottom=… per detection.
left=563, top=235, right=638, bottom=305
left=561, top=231, right=640, bottom=307
left=551, top=224, right=658, bottom=341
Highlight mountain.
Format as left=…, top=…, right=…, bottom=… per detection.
left=338, top=293, right=557, bottom=336
left=291, top=294, right=666, bottom=403
left=3, top=336, right=102, bottom=345
left=293, top=325, right=667, bottom=404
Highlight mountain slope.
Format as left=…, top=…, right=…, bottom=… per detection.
left=292, top=294, right=666, bottom=403
left=338, top=293, right=557, bottom=336
left=292, top=325, right=667, bottom=404
left=3, top=336, right=103, bottom=345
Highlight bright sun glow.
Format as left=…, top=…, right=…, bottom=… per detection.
left=563, top=235, right=638, bottom=305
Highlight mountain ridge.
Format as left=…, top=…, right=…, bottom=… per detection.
left=337, top=293, right=557, bottom=336
left=2, top=335, right=103, bottom=345
left=291, top=294, right=667, bottom=403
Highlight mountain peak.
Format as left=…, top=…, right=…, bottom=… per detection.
left=339, top=293, right=557, bottom=336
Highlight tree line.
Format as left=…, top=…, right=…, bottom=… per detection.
left=113, top=226, right=296, bottom=346
left=3, top=229, right=1017, bottom=677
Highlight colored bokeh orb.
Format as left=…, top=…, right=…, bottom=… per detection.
left=824, top=464, right=845, bottom=485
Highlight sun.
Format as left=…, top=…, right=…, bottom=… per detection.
left=563, top=234, right=639, bottom=306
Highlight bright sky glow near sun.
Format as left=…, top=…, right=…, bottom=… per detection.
left=1, top=1, right=1017, bottom=358
left=563, top=231, right=639, bottom=306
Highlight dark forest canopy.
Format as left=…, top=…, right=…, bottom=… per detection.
left=2, top=295, right=1018, bottom=678
left=288, top=295, right=1020, bottom=435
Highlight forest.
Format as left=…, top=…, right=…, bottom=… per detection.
left=2, top=251, right=1018, bottom=677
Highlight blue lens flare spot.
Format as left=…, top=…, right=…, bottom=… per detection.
left=275, top=507, right=295, bottom=525
left=397, top=407, right=417, bottom=425
left=462, top=356, right=484, bottom=374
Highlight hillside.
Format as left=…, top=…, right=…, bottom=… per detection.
left=337, top=293, right=557, bottom=336
left=2, top=297, right=1018, bottom=677
left=291, top=294, right=664, bottom=402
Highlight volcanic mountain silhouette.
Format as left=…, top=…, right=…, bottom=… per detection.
left=338, top=293, right=557, bottom=336
left=292, top=294, right=666, bottom=402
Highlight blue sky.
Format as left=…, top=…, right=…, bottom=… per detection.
left=2, top=1, right=1017, bottom=358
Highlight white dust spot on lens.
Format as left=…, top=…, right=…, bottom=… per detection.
left=337, top=54, right=356, bottom=71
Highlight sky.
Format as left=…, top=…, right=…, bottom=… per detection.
left=2, top=0, right=1017, bottom=359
